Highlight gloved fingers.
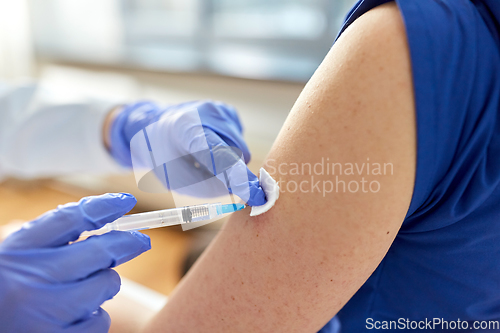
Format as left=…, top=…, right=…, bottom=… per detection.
left=52, top=269, right=120, bottom=325
left=179, top=127, right=266, bottom=205
left=141, top=105, right=248, bottom=179
left=70, top=231, right=151, bottom=274
left=11, top=231, right=151, bottom=283
left=170, top=99, right=242, bottom=131
left=190, top=128, right=245, bottom=176
left=168, top=101, right=250, bottom=163
left=212, top=101, right=243, bottom=132
left=246, top=168, right=267, bottom=206
left=215, top=159, right=267, bottom=206
left=1, top=193, right=137, bottom=250
left=64, top=307, right=110, bottom=333
left=200, top=110, right=251, bottom=163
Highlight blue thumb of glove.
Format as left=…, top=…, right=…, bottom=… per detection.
left=203, top=129, right=266, bottom=206
left=246, top=167, right=267, bottom=206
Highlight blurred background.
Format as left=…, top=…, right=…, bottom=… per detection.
left=28, top=0, right=354, bottom=81
left=0, top=0, right=356, bottom=297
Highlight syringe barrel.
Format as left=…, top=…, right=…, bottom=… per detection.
left=111, top=207, right=184, bottom=231
left=80, top=203, right=224, bottom=238
left=80, top=207, right=184, bottom=238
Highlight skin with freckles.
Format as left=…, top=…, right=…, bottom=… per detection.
left=141, top=2, right=416, bottom=332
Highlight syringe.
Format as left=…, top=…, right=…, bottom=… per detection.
left=81, top=202, right=245, bottom=237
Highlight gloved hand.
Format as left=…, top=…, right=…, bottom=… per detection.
left=109, top=100, right=266, bottom=206
left=0, top=193, right=151, bottom=333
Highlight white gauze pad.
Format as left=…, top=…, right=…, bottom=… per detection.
left=250, top=168, right=280, bottom=216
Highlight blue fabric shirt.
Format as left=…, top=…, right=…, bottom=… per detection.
left=320, top=0, right=500, bottom=332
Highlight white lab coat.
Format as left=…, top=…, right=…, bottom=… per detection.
left=0, top=82, right=123, bottom=180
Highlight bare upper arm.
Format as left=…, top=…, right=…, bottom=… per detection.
left=144, top=2, right=416, bottom=332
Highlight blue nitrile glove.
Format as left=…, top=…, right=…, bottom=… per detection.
left=109, top=100, right=266, bottom=206
left=0, top=193, right=151, bottom=333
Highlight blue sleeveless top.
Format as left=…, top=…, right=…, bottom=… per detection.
left=320, top=0, right=500, bottom=332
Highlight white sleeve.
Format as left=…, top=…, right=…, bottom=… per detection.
left=0, top=82, right=126, bottom=179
